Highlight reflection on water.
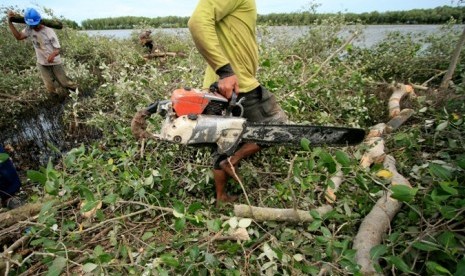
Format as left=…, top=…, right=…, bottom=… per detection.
left=81, top=25, right=464, bottom=48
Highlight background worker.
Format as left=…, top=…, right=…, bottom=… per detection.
left=139, top=30, right=154, bottom=52
left=0, top=144, right=23, bottom=209
left=7, top=8, right=77, bottom=95
left=188, top=0, right=288, bottom=204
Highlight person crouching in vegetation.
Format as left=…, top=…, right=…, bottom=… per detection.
left=0, top=144, right=23, bottom=209
left=7, top=8, right=77, bottom=96
left=139, top=30, right=154, bottom=53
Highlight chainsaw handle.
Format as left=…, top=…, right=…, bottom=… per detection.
left=209, top=82, right=243, bottom=116
left=229, top=91, right=237, bottom=107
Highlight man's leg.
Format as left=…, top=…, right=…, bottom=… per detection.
left=52, top=64, right=77, bottom=91
left=219, top=143, right=261, bottom=181
left=213, top=169, right=238, bottom=204
left=37, top=64, right=57, bottom=93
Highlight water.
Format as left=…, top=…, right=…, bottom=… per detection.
left=81, top=25, right=464, bottom=48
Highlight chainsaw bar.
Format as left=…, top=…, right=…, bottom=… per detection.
left=242, top=123, right=366, bottom=146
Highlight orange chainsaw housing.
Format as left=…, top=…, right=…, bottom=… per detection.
left=171, top=87, right=228, bottom=117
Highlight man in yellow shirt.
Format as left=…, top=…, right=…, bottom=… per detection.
left=188, top=0, right=288, bottom=204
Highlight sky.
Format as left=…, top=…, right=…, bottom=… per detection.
left=1, top=0, right=459, bottom=24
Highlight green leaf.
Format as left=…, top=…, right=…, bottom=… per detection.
left=103, top=194, right=118, bottom=204
left=455, top=258, right=465, bottom=276
left=64, top=153, right=76, bottom=169
left=456, top=156, right=465, bottom=170
left=39, top=201, right=55, bottom=217
left=173, top=209, right=184, bottom=218
left=187, top=202, right=202, bottom=214
left=335, top=150, right=351, bottom=166
left=319, top=150, right=334, bottom=164
left=27, top=170, right=47, bottom=185
left=79, top=186, right=95, bottom=202
left=174, top=217, right=186, bottom=231
left=426, top=261, right=452, bottom=275
left=207, top=219, right=222, bottom=232
left=387, top=256, right=411, bottom=273
left=320, top=227, right=332, bottom=237
left=439, top=205, right=457, bottom=219
left=160, top=254, right=179, bottom=267
left=205, top=252, right=219, bottom=267
left=141, top=232, right=154, bottom=241
left=438, top=231, right=456, bottom=248
left=98, top=253, right=112, bottom=264
left=439, top=182, right=458, bottom=195
left=390, top=185, right=417, bottom=202
left=308, top=219, right=321, bottom=231
left=93, top=245, right=104, bottom=256
left=81, top=201, right=99, bottom=213
left=436, top=121, right=449, bottom=132
left=190, top=246, right=200, bottom=261
left=429, top=163, right=452, bottom=180
left=307, top=159, right=315, bottom=171
left=309, top=210, right=321, bottom=220
left=261, top=59, right=271, bottom=67
left=0, top=153, right=9, bottom=163
left=82, top=263, right=98, bottom=273
left=144, top=175, right=154, bottom=185
left=300, top=138, right=310, bottom=151
left=370, top=245, right=388, bottom=260
left=173, top=200, right=185, bottom=215
left=46, top=256, right=67, bottom=276
left=412, top=241, right=440, bottom=252
left=44, top=180, right=58, bottom=195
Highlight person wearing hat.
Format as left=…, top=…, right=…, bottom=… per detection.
left=7, top=8, right=77, bottom=95
left=139, top=30, right=154, bottom=52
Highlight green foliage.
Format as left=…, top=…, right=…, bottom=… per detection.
left=79, top=6, right=465, bottom=30
left=1, top=6, right=465, bottom=275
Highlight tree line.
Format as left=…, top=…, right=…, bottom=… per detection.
left=77, top=5, right=464, bottom=30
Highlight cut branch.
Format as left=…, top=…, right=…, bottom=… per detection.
left=353, top=155, right=412, bottom=275
left=234, top=204, right=333, bottom=222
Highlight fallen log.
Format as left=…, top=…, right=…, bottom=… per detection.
left=9, top=15, right=63, bottom=29
left=0, top=202, right=44, bottom=230
left=360, top=123, right=387, bottom=169
left=143, top=51, right=186, bottom=59
left=324, top=169, right=343, bottom=203
left=354, top=83, right=416, bottom=274
left=234, top=204, right=333, bottom=222
left=388, top=84, right=415, bottom=118
left=353, top=155, right=412, bottom=275
left=386, top=108, right=415, bottom=131
left=0, top=199, right=78, bottom=233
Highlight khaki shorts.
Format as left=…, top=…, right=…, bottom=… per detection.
left=38, top=64, right=76, bottom=93
left=212, top=85, right=288, bottom=168
left=239, top=85, right=288, bottom=124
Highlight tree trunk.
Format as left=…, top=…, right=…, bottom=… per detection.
left=440, top=26, right=465, bottom=89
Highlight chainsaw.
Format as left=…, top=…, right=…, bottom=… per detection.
left=131, top=86, right=366, bottom=155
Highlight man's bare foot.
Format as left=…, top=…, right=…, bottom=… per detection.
left=217, top=194, right=239, bottom=206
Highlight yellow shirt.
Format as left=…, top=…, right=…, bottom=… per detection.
left=188, top=0, right=259, bottom=93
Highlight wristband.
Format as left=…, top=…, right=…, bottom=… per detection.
left=216, top=64, right=235, bottom=79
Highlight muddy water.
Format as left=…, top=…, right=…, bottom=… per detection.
left=0, top=103, right=66, bottom=169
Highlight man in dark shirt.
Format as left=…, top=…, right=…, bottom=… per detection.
left=0, top=145, right=23, bottom=209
